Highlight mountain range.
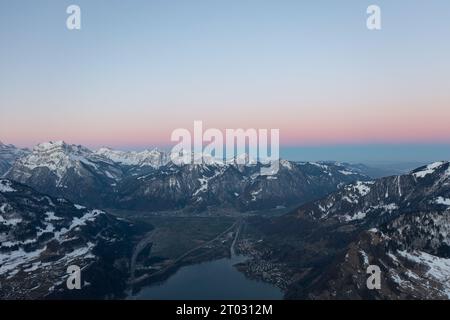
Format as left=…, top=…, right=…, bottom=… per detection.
left=0, top=178, right=149, bottom=299
left=241, top=161, right=450, bottom=299
left=3, top=141, right=369, bottom=212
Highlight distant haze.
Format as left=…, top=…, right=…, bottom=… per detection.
left=281, top=144, right=450, bottom=164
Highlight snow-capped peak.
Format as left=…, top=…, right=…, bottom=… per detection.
left=11, top=141, right=119, bottom=184
left=95, top=147, right=168, bottom=168
left=412, top=161, right=449, bottom=179
left=33, top=141, right=92, bottom=155
left=35, top=140, right=66, bottom=149
left=280, top=159, right=294, bottom=170
left=226, top=153, right=258, bottom=166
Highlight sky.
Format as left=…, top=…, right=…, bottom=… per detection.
left=1, top=1, right=450, bottom=162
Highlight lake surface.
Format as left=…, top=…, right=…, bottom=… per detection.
left=130, top=253, right=283, bottom=300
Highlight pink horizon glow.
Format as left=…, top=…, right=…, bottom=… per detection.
left=4, top=128, right=450, bottom=150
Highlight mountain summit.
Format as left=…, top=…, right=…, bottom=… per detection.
left=5, top=141, right=123, bottom=206
left=95, top=147, right=169, bottom=168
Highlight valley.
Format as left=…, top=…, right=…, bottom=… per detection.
left=111, top=210, right=282, bottom=296
left=126, top=215, right=284, bottom=300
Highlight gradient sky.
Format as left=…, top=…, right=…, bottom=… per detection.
left=1, top=1, right=450, bottom=161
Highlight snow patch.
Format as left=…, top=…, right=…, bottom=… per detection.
left=359, top=250, right=369, bottom=266
left=0, top=203, right=10, bottom=214
left=413, top=162, right=445, bottom=178
left=251, top=189, right=262, bottom=201
left=69, top=210, right=103, bottom=229
left=343, top=196, right=358, bottom=204
left=372, top=203, right=399, bottom=212
left=0, top=215, right=22, bottom=226
left=0, top=180, right=16, bottom=193
left=310, top=162, right=328, bottom=170
left=399, top=250, right=450, bottom=298
left=0, top=247, right=46, bottom=276
left=354, top=181, right=372, bottom=196
left=44, top=211, right=63, bottom=221
left=344, top=211, right=366, bottom=221
left=435, top=197, right=450, bottom=206
left=339, top=170, right=356, bottom=176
